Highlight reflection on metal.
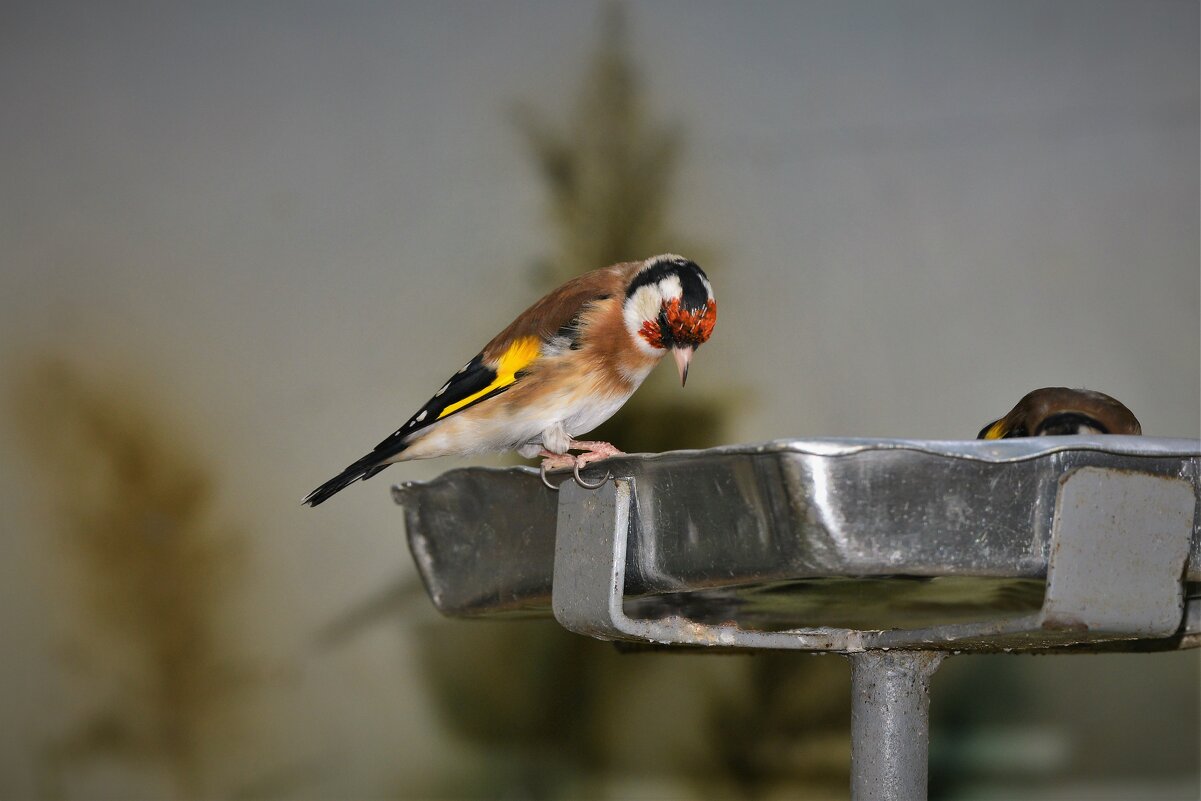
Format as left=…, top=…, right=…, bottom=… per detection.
left=395, top=437, right=1200, bottom=650
left=549, top=467, right=1195, bottom=652
left=395, top=437, right=1200, bottom=801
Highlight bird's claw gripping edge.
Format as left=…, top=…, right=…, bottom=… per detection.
left=538, top=442, right=622, bottom=491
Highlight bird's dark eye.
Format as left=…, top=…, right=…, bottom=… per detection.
left=656, top=308, right=674, bottom=347
left=1036, top=413, right=1107, bottom=436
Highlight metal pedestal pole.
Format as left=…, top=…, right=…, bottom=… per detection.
left=849, top=651, right=945, bottom=801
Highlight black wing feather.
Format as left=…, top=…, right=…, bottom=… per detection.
left=303, top=353, right=504, bottom=506
left=370, top=353, right=502, bottom=454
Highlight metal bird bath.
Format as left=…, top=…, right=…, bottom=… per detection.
left=394, top=437, right=1201, bottom=800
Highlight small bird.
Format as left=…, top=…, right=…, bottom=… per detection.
left=304, top=254, right=716, bottom=506
left=977, top=387, right=1142, bottom=439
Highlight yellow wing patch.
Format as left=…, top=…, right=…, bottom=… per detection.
left=437, top=336, right=541, bottom=419
left=983, top=420, right=1007, bottom=440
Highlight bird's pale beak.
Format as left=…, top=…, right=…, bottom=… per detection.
left=672, top=346, right=694, bottom=387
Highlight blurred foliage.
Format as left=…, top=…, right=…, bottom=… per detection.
left=411, top=620, right=615, bottom=798
left=514, top=1, right=725, bottom=455
left=12, top=359, right=252, bottom=800
left=513, top=6, right=689, bottom=282
left=704, top=655, right=851, bottom=800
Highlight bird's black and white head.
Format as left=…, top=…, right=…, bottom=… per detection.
left=623, top=254, right=716, bottom=385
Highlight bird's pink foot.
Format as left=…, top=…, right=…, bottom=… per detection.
left=568, top=440, right=624, bottom=466
left=538, top=449, right=578, bottom=472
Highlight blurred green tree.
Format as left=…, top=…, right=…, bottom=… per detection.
left=513, top=1, right=728, bottom=454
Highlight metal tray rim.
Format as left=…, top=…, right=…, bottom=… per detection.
left=394, top=436, right=1200, bottom=495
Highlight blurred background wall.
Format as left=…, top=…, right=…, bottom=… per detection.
left=1, top=1, right=1197, bottom=799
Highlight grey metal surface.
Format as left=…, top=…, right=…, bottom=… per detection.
left=551, top=478, right=854, bottom=648
left=396, top=437, right=1201, bottom=649
left=550, top=469, right=1196, bottom=651
left=849, top=651, right=944, bottom=801
left=553, top=477, right=873, bottom=649
left=1040, top=467, right=1194, bottom=636
left=399, top=468, right=557, bottom=616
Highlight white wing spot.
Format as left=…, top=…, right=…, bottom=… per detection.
left=543, top=335, right=572, bottom=357
left=435, top=383, right=450, bottom=397
left=416, top=410, right=428, bottom=422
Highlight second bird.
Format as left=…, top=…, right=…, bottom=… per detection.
left=304, top=254, right=717, bottom=506
left=977, top=387, right=1142, bottom=439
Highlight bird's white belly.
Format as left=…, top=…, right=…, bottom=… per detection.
left=401, top=386, right=635, bottom=459
left=521, top=379, right=643, bottom=453
left=561, top=391, right=634, bottom=438
left=523, top=383, right=638, bottom=454
left=400, top=355, right=659, bottom=460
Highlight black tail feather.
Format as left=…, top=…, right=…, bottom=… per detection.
left=303, top=453, right=390, bottom=507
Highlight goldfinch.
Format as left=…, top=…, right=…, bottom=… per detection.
left=303, top=254, right=717, bottom=506
left=977, top=387, right=1142, bottom=439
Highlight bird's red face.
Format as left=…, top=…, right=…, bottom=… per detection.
left=637, top=297, right=717, bottom=351
left=623, top=256, right=716, bottom=386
